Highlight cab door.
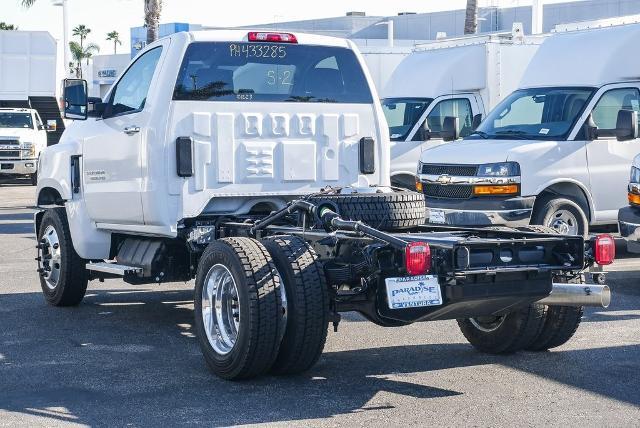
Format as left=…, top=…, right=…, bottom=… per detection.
left=584, top=85, right=640, bottom=223
left=82, top=46, right=165, bottom=226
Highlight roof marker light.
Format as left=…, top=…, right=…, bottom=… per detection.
left=247, top=32, right=298, bottom=43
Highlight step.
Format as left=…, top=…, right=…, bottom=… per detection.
left=85, top=262, right=142, bottom=276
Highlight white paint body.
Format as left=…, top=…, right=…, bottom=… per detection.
left=382, top=31, right=545, bottom=184
left=37, top=31, right=390, bottom=259
left=420, top=22, right=640, bottom=227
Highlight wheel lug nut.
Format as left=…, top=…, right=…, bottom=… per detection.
left=53, top=243, right=59, bottom=250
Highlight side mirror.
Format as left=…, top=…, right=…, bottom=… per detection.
left=441, top=116, right=460, bottom=142
left=63, top=78, right=88, bottom=120
left=87, top=97, right=106, bottom=117
left=616, top=109, right=639, bottom=142
left=415, top=121, right=431, bottom=141
left=583, top=114, right=598, bottom=141
left=471, top=113, right=483, bottom=131
left=46, top=120, right=57, bottom=132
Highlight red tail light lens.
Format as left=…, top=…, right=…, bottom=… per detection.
left=405, top=242, right=431, bottom=276
left=594, top=234, right=615, bottom=265
left=247, top=32, right=298, bottom=43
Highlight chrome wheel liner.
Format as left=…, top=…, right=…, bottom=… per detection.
left=39, top=225, right=62, bottom=290
left=201, top=264, right=242, bottom=355
left=469, top=315, right=506, bottom=333
left=547, top=209, right=579, bottom=235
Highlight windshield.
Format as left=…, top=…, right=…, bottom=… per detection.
left=173, top=42, right=373, bottom=104
left=469, top=87, right=595, bottom=140
left=382, top=97, right=433, bottom=141
left=0, top=112, right=33, bottom=129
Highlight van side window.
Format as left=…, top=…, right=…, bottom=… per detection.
left=107, top=47, right=163, bottom=117
left=413, top=98, right=473, bottom=140
left=592, top=88, right=640, bottom=136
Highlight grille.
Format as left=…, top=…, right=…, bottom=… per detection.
left=0, top=139, right=19, bottom=146
left=423, top=183, right=473, bottom=199
left=422, top=164, right=478, bottom=176
left=0, top=151, right=20, bottom=158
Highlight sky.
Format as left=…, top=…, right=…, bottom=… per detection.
left=1, top=0, right=581, bottom=54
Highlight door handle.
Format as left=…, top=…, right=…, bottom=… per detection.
left=123, top=126, right=140, bottom=135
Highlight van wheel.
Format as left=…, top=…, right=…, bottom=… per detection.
left=531, top=196, right=588, bottom=237
left=262, top=235, right=329, bottom=375
left=527, top=277, right=584, bottom=351
left=37, top=208, right=88, bottom=306
left=457, top=304, right=546, bottom=354
left=194, top=237, right=282, bottom=380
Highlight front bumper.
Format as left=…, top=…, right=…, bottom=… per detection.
left=618, top=205, right=640, bottom=253
left=0, top=159, right=37, bottom=175
left=424, top=196, right=535, bottom=226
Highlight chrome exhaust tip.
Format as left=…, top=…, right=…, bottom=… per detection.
left=537, top=283, right=611, bottom=308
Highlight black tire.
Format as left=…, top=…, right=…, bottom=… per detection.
left=527, top=277, right=584, bottom=351
left=457, top=304, right=547, bottom=354
left=306, top=190, right=426, bottom=231
left=262, top=235, right=329, bottom=375
left=37, top=208, right=88, bottom=306
left=30, top=173, right=38, bottom=186
left=530, top=196, right=588, bottom=237
left=194, top=237, right=282, bottom=380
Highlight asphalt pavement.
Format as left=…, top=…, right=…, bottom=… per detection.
left=1, top=178, right=639, bottom=427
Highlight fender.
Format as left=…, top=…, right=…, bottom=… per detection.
left=533, top=178, right=594, bottom=220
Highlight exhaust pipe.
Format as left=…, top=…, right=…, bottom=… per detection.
left=537, top=282, right=610, bottom=308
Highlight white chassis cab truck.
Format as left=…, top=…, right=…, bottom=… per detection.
left=0, top=108, right=50, bottom=185
left=35, top=30, right=613, bottom=380
left=418, top=22, right=640, bottom=237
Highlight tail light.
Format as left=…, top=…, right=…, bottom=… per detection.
left=405, top=241, right=431, bottom=276
left=594, top=234, right=615, bottom=265
left=248, top=32, right=298, bottom=43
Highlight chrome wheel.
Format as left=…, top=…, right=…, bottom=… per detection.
left=547, top=209, right=579, bottom=235
left=201, top=264, right=240, bottom=355
left=469, top=316, right=506, bottom=333
left=39, top=225, right=61, bottom=290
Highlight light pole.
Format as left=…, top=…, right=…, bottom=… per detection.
left=51, top=0, right=69, bottom=77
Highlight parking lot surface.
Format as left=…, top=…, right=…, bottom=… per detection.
left=1, top=178, right=639, bottom=427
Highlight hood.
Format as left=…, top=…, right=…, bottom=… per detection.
left=0, top=128, right=38, bottom=140
left=420, top=138, right=565, bottom=166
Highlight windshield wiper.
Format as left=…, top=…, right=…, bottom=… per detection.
left=468, top=130, right=489, bottom=139
left=494, top=130, right=530, bottom=139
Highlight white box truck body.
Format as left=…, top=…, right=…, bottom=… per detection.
left=382, top=28, right=545, bottom=189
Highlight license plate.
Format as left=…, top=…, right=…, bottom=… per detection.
left=429, top=209, right=446, bottom=224
left=1, top=164, right=13, bottom=170
left=385, top=275, right=443, bottom=309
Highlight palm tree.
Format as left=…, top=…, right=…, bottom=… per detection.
left=72, top=24, right=91, bottom=49
left=464, top=0, right=478, bottom=35
left=0, top=22, right=18, bottom=30
left=144, top=0, right=163, bottom=44
left=20, top=0, right=36, bottom=7
left=106, top=31, right=122, bottom=54
left=69, top=40, right=99, bottom=77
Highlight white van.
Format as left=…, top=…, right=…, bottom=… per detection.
left=417, top=22, right=640, bottom=236
left=382, top=26, right=544, bottom=189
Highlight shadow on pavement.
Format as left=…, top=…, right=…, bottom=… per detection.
left=1, top=288, right=639, bottom=426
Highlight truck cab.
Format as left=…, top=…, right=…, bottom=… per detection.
left=0, top=107, right=49, bottom=184
left=381, top=27, right=544, bottom=190
left=417, top=22, right=640, bottom=236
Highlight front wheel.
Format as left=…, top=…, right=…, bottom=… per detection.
left=531, top=196, right=588, bottom=237
left=37, top=208, right=88, bottom=306
left=457, top=304, right=546, bottom=354
left=194, top=237, right=283, bottom=380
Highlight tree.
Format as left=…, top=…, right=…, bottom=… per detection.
left=0, top=22, right=18, bottom=30
left=72, top=24, right=91, bottom=49
left=69, top=40, right=99, bottom=78
left=20, top=0, right=36, bottom=7
left=464, top=0, right=478, bottom=35
left=144, top=0, right=163, bottom=44
left=106, top=31, right=122, bottom=54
